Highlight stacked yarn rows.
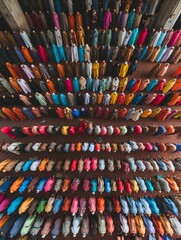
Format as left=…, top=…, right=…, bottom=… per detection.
left=1, top=124, right=178, bottom=137
left=0, top=194, right=180, bottom=238
left=0, top=0, right=180, bottom=240
left=0, top=66, right=181, bottom=122
left=0, top=157, right=180, bottom=173
left=0, top=0, right=180, bottom=123
left=0, top=153, right=180, bottom=240
left=0, top=119, right=180, bottom=239
left=0, top=175, right=180, bottom=194
left=2, top=141, right=181, bottom=154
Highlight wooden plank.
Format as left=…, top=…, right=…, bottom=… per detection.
left=0, top=0, right=30, bottom=32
